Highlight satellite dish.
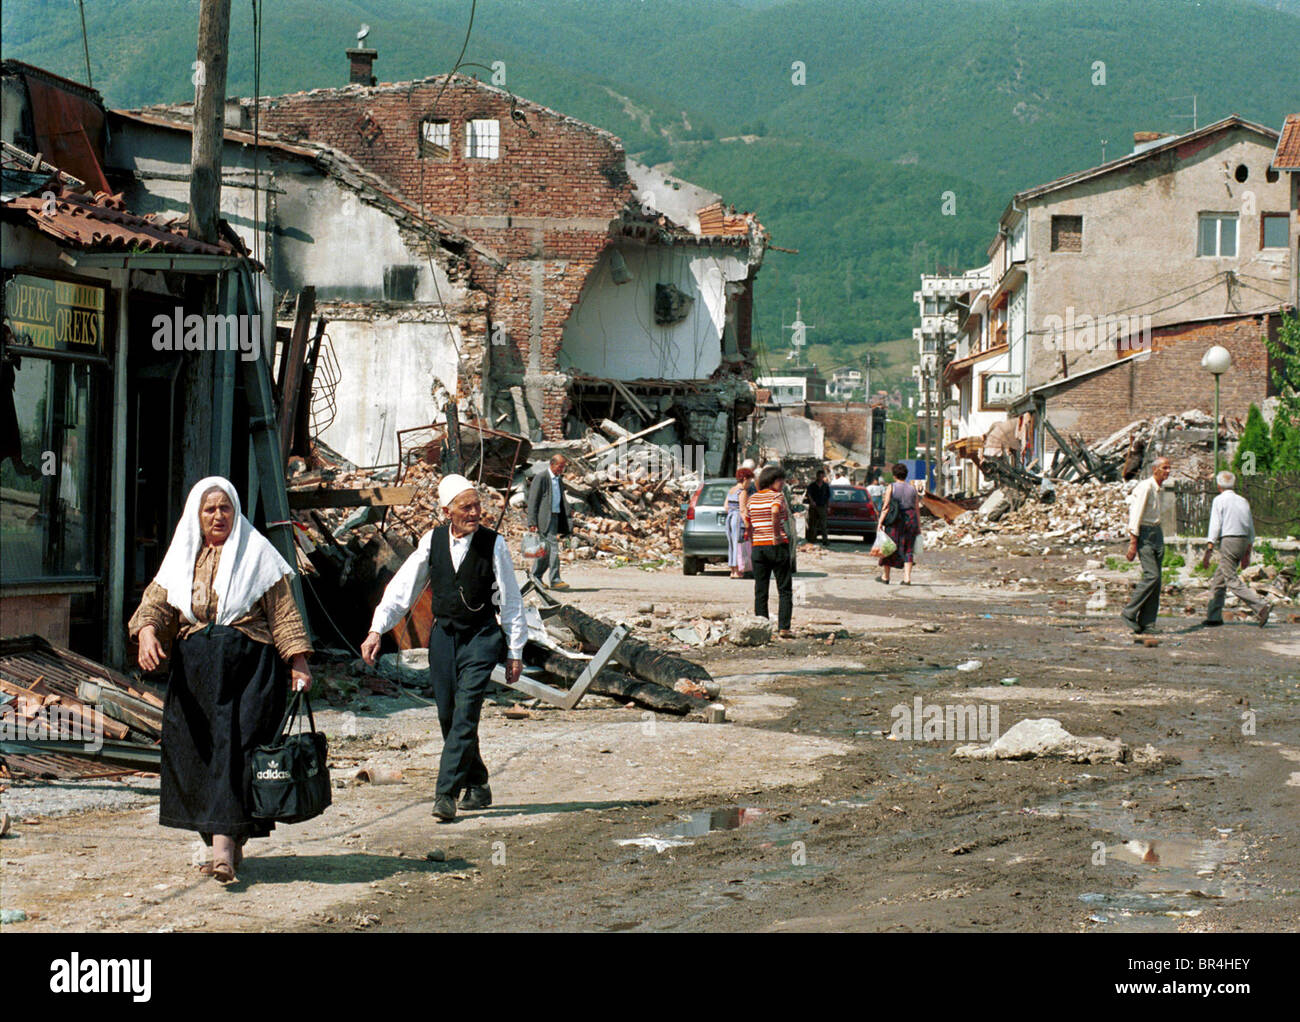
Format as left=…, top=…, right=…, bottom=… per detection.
left=357, top=24, right=370, bottom=43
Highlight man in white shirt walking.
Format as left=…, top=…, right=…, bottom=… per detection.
left=1201, top=471, right=1270, bottom=628
left=361, top=474, right=526, bottom=822
left=1120, top=457, right=1171, bottom=635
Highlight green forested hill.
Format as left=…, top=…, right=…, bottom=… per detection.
left=4, top=0, right=1298, bottom=390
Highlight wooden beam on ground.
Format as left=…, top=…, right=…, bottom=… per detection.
left=287, top=486, right=416, bottom=510
left=587, top=417, right=676, bottom=458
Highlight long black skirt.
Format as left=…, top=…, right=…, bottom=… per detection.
left=159, top=625, right=286, bottom=842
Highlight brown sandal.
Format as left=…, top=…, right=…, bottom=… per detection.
left=212, top=860, right=237, bottom=884
left=196, top=861, right=214, bottom=876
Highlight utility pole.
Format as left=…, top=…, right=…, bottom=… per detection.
left=935, top=323, right=952, bottom=497
left=190, top=0, right=231, bottom=245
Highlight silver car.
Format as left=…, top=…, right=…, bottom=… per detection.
left=681, top=478, right=798, bottom=576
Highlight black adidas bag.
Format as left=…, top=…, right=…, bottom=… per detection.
left=250, top=692, right=332, bottom=823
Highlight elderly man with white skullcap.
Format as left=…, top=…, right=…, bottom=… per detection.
left=362, top=474, right=526, bottom=821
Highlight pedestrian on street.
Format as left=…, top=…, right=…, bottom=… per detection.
left=831, top=470, right=851, bottom=485
left=877, top=463, right=920, bottom=585
left=806, top=469, right=831, bottom=546
left=745, top=463, right=794, bottom=638
left=129, top=477, right=314, bottom=886
left=726, top=465, right=755, bottom=578
left=866, top=471, right=886, bottom=510
left=1201, top=470, right=1270, bottom=628
left=526, top=454, right=571, bottom=590
left=1120, top=456, right=1171, bottom=635
left=361, top=475, right=526, bottom=823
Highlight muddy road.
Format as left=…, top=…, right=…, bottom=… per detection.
left=3, top=542, right=1297, bottom=932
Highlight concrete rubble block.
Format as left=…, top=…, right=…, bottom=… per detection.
left=953, top=717, right=1129, bottom=764
left=979, top=489, right=1012, bottom=521
left=376, top=649, right=431, bottom=686
left=727, top=614, right=774, bottom=646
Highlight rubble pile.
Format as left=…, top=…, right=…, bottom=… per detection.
left=298, top=422, right=697, bottom=571
left=925, top=479, right=1135, bottom=549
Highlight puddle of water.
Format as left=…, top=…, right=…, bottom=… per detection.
left=662, top=807, right=766, bottom=839
left=615, top=807, right=767, bottom=852
left=1034, top=793, right=1263, bottom=919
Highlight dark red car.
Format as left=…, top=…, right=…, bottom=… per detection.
left=823, top=485, right=878, bottom=544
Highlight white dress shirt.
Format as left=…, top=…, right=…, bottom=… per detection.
left=368, top=527, right=527, bottom=658
left=549, top=469, right=562, bottom=514
left=1128, top=476, right=1164, bottom=535
left=1207, top=489, right=1255, bottom=544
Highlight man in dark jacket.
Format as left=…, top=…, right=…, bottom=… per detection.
left=527, top=454, right=572, bottom=589
left=806, top=469, right=830, bottom=545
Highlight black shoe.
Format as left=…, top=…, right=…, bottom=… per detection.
left=432, top=795, right=457, bottom=821
left=1120, top=612, right=1142, bottom=634
left=1201, top=619, right=1224, bottom=627
left=459, top=785, right=492, bottom=810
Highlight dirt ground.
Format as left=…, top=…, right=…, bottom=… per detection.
left=3, top=539, right=1298, bottom=933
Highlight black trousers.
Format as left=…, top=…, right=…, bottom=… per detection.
left=752, top=543, right=793, bottom=630
left=808, top=504, right=829, bottom=544
left=428, top=620, right=504, bottom=799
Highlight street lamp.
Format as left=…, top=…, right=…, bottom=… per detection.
left=1201, top=345, right=1232, bottom=470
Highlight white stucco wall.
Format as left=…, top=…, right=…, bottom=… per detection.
left=311, top=316, right=461, bottom=466
left=560, top=244, right=747, bottom=380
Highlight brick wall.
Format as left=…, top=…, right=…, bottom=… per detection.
left=806, top=402, right=872, bottom=454
left=1041, top=313, right=1276, bottom=446
left=257, top=76, right=633, bottom=437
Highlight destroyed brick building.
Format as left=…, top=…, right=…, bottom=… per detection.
left=119, top=48, right=767, bottom=474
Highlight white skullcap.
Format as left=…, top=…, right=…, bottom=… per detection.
left=437, top=473, right=476, bottom=508
left=741, top=458, right=756, bottom=470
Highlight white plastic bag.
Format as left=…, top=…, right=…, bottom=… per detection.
left=912, top=532, right=923, bottom=557
left=872, top=533, right=897, bottom=559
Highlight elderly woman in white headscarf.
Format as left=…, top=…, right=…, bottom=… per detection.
left=128, top=477, right=312, bottom=884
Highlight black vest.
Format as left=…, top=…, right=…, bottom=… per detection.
left=427, top=525, right=500, bottom=631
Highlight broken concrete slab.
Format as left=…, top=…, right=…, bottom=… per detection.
left=727, top=614, right=774, bottom=646
left=979, top=489, right=1011, bottom=521
left=953, top=717, right=1129, bottom=763
left=376, top=649, right=432, bottom=687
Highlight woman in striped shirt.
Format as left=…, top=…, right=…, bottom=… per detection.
left=745, top=464, right=794, bottom=637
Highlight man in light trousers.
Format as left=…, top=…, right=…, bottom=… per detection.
left=1201, top=470, right=1270, bottom=628
left=1121, top=457, right=1171, bottom=635
left=526, top=454, right=571, bottom=590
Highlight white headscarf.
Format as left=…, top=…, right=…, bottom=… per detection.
left=152, top=476, right=294, bottom=626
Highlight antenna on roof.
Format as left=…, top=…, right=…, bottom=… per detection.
left=1100, top=138, right=1108, bottom=161
left=357, top=24, right=371, bottom=44
left=1169, top=93, right=1198, bottom=131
